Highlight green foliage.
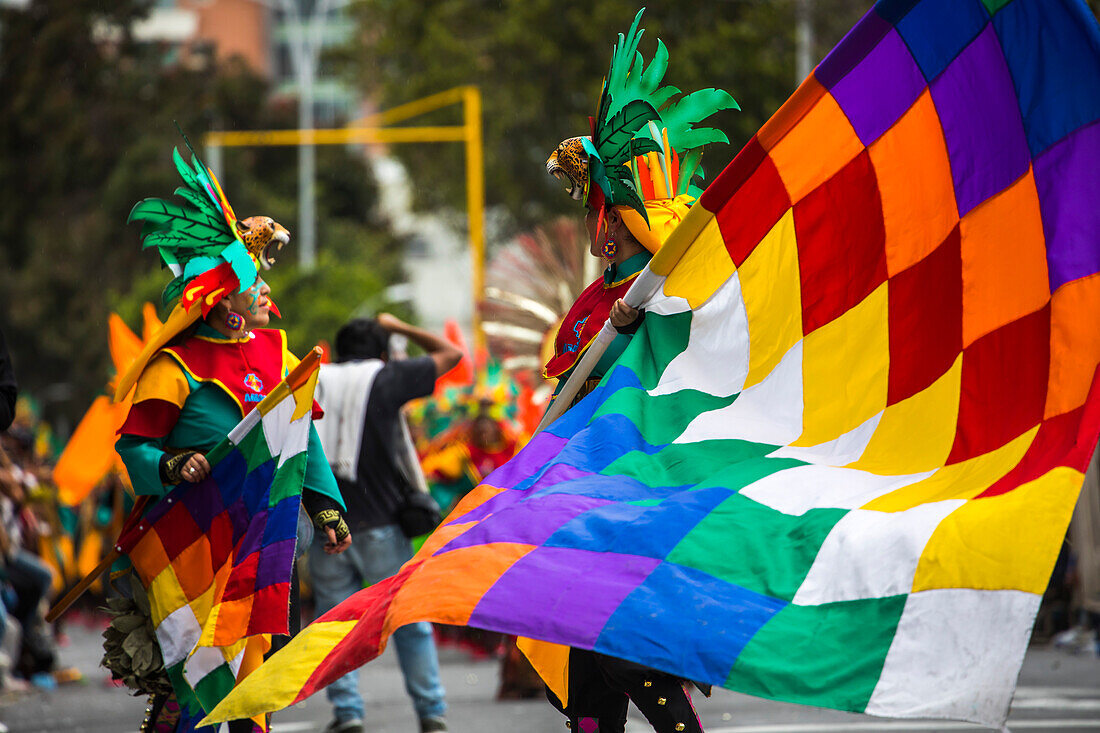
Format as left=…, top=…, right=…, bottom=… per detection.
left=0, top=0, right=400, bottom=425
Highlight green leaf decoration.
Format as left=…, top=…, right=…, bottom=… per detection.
left=585, top=9, right=738, bottom=206
left=172, top=147, right=203, bottom=194
left=144, top=234, right=227, bottom=260
left=163, top=276, right=187, bottom=305
left=136, top=144, right=245, bottom=299
left=172, top=147, right=220, bottom=213
left=601, top=10, right=677, bottom=124
left=188, top=153, right=224, bottom=212
left=604, top=176, right=647, bottom=223
left=660, top=88, right=739, bottom=152
left=173, top=185, right=213, bottom=213
left=676, top=148, right=704, bottom=196
left=639, top=40, right=669, bottom=96
left=629, top=136, right=663, bottom=158
left=597, top=99, right=661, bottom=167
left=129, top=199, right=230, bottom=241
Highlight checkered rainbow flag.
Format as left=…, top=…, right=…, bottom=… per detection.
left=121, top=349, right=322, bottom=731
left=207, top=0, right=1100, bottom=727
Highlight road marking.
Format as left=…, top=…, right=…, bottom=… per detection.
left=1013, top=699, right=1100, bottom=711
left=270, top=723, right=317, bottom=733
left=1014, top=687, right=1100, bottom=699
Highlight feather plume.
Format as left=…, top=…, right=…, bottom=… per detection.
left=129, top=139, right=257, bottom=308
left=584, top=8, right=738, bottom=213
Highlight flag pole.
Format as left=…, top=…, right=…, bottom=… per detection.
left=534, top=268, right=665, bottom=433
left=46, top=495, right=152, bottom=622
left=46, top=345, right=325, bottom=622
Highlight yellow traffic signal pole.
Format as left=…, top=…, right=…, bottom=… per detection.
left=204, top=85, right=486, bottom=347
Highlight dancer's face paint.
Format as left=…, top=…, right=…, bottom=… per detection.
left=227, top=276, right=272, bottom=331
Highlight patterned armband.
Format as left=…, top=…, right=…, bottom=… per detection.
left=162, top=452, right=197, bottom=484
left=312, top=509, right=350, bottom=542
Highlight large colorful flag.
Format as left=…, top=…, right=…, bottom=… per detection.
left=206, top=0, right=1100, bottom=728
left=122, top=353, right=321, bottom=731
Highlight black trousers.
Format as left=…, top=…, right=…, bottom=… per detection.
left=546, top=649, right=703, bottom=733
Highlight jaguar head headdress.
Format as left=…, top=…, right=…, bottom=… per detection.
left=116, top=132, right=292, bottom=403
left=547, top=9, right=738, bottom=249
left=128, top=132, right=290, bottom=317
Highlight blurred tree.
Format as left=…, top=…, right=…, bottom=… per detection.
left=335, top=0, right=866, bottom=225
left=0, top=0, right=402, bottom=426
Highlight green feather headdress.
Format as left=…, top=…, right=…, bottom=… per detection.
left=547, top=8, right=739, bottom=223
left=128, top=136, right=258, bottom=313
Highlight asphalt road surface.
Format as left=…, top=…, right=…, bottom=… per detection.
left=1, top=617, right=1098, bottom=733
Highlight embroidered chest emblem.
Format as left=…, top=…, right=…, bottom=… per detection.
left=244, top=372, right=264, bottom=393
left=563, top=315, right=589, bottom=354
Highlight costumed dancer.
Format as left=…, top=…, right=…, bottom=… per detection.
left=420, top=380, right=521, bottom=516
left=111, top=141, right=352, bottom=732
left=532, top=10, right=737, bottom=733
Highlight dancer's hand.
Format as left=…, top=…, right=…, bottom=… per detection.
left=323, top=526, right=352, bottom=555
left=180, top=453, right=210, bottom=482
left=609, top=299, right=640, bottom=328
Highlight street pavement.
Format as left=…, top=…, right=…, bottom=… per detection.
left=1, top=616, right=1098, bottom=733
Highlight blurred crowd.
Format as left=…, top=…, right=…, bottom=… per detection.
left=0, top=403, right=112, bottom=697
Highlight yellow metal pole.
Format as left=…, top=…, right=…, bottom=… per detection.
left=203, top=86, right=488, bottom=351
left=463, top=85, right=486, bottom=350
left=347, top=86, right=467, bottom=128
left=205, top=126, right=466, bottom=148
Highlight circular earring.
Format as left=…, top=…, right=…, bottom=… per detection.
left=225, top=311, right=245, bottom=332
left=601, top=239, right=618, bottom=259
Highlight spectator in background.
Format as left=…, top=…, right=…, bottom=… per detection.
left=312, top=314, right=461, bottom=733
left=0, top=440, right=56, bottom=682
left=0, top=328, right=16, bottom=432
left=1052, top=443, right=1100, bottom=656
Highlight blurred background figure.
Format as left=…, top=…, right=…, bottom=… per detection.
left=1048, top=446, right=1100, bottom=656
left=0, top=412, right=62, bottom=695
left=312, top=314, right=460, bottom=733
left=0, top=329, right=16, bottom=432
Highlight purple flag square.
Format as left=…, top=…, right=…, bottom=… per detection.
left=181, top=480, right=225, bottom=534
left=235, top=507, right=268, bottom=559
left=930, top=24, right=1030, bottom=217
left=467, top=546, right=660, bottom=647
left=1034, top=120, right=1100, bottom=292
left=815, top=8, right=891, bottom=89
left=254, top=538, right=296, bottom=590
left=832, top=29, right=927, bottom=145
left=482, top=431, right=567, bottom=490
left=441, top=493, right=613, bottom=552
